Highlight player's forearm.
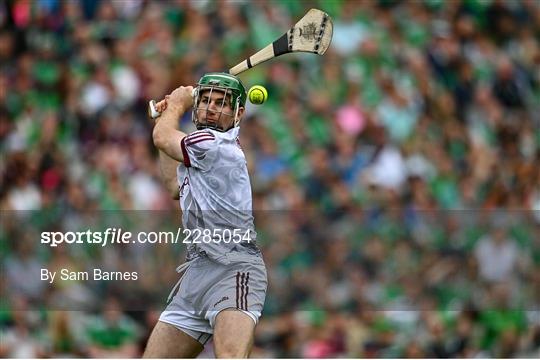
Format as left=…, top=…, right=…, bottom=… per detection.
left=153, top=106, right=183, bottom=144
left=158, top=150, right=180, bottom=199
left=152, top=106, right=187, bottom=162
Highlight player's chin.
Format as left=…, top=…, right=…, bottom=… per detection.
left=206, top=119, right=219, bottom=128
left=213, top=116, right=233, bottom=128
left=198, top=116, right=216, bottom=126
left=198, top=115, right=234, bottom=131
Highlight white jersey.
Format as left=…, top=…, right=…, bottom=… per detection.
left=177, top=127, right=260, bottom=264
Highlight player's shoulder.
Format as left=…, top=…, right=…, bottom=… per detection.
left=184, top=129, right=216, bottom=147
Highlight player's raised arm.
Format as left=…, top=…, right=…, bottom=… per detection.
left=152, top=86, right=193, bottom=162
left=149, top=99, right=179, bottom=199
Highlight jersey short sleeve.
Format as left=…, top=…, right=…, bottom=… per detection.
left=180, top=130, right=217, bottom=171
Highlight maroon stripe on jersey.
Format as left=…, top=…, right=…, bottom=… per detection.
left=186, top=132, right=214, bottom=142
left=190, top=129, right=212, bottom=137
left=186, top=137, right=214, bottom=146
left=180, top=137, right=191, bottom=167
left=187, top=132, right=215, bottom=140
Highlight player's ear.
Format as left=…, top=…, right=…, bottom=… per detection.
left=237, top=106, right=245, bottom=120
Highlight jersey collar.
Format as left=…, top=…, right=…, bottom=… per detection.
left=211, top=126, right=240, bottom=140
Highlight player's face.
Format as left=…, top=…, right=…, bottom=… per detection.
left=196, top=89, right=244, bottom=131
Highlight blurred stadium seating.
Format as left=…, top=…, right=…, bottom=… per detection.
left=0, top=0, right=539, bottom=357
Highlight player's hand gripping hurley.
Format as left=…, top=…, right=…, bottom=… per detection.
left=148, top=8, right=333, bottom=119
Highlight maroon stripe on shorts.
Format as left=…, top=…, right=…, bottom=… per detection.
left=236, top=272, right=240, bottom=309
left=240, top=273, right=246, bottom=310
left=244, top=272, right=250, bottom=310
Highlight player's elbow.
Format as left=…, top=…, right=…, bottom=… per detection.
left=166, top=180, right=180, bottom=200
left=170, top=187, right=180, bottom=200
left=152, top=127, right=166, bottom=150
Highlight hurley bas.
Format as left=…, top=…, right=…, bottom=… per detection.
left=41, top=268, right=138, bottom=284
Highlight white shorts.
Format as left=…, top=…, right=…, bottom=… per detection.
left=159, top=255, right=267, bottom=344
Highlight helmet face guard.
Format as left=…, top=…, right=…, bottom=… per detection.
left=192, top=73, right=247, bottom=132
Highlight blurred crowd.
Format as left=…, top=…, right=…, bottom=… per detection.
left=1, top=0, right=540, bottom=358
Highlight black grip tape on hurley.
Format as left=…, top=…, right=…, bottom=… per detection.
left=272, top=33, right=289, bottom=56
